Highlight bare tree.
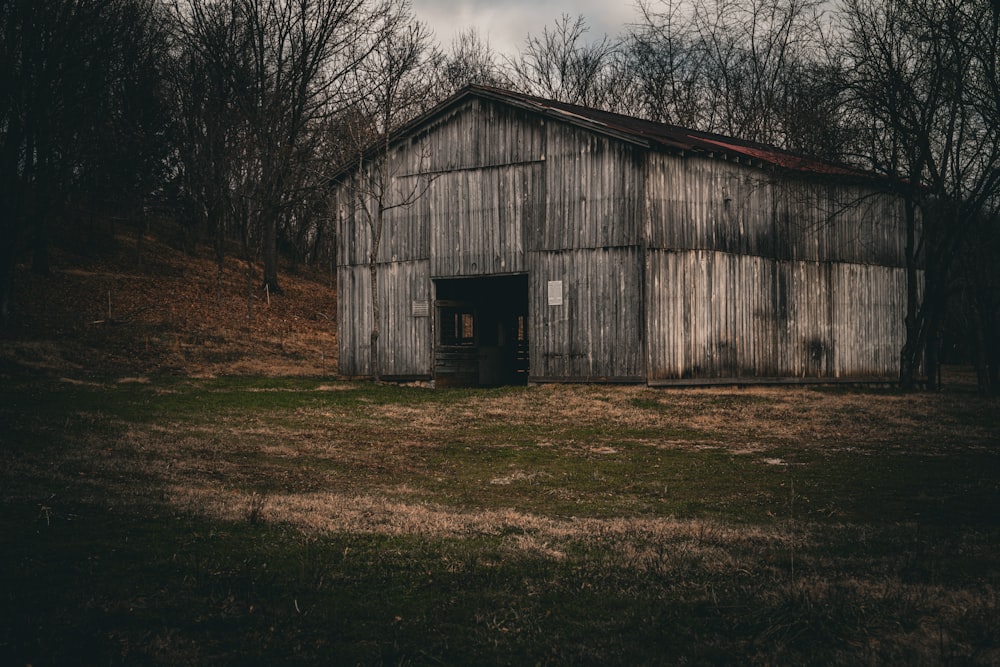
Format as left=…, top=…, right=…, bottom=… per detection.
left=840, top=0, right=1000, bottom=390
left=698, top=0, right=827, bottom=142
left=0, top=0, right=170, bottom=323
left=432, top=27, right=508, bottom=98
left=342, top=6, right=437, bottom=380
left=508, top=14, right=619, bottom=108
left=624, top=0, right=835, bottom=148
left=621, top=0, right=706, bottom=125
left=777, top=55, right=853, bottom=162
left=169, top=0, right=380, bottom=299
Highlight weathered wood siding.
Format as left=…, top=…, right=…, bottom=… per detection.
left=646, top=154, right=907, bottom=266
left=333, top=172, right=433, bottom=379
left=646, top=250, right=906, bottom=381
left=420, top=97, right=546, bottom=173
left=334, top=182, right=430, bottom=269
left=428, top=162, right=542, bottom=277
left=419, top=97, right=546, bottom=278
left=534, top=124, right=644, bottom=251
left=336, top=260, right=432, bottom=378
left=530, top=247, right=644, bottom=381
left=526, top=122, right=647, bottom=381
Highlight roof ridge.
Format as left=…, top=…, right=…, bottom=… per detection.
left=462, top=84, right=879, bottom=180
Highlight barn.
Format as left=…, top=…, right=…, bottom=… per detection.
left=333, top=85, right=908, bottom=386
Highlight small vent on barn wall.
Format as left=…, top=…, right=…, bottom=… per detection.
left=412, top=300, right=429, bottom=317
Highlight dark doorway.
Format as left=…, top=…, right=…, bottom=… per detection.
left=434, top=274, right=529, bottom=387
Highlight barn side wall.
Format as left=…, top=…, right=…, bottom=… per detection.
left=528, top=122, right=646, bottom=382
left=333, top=153, right=435, bottom=378
left=645, top=250, right=906, bottom=381
left=645, top=153, right=908, bottom=382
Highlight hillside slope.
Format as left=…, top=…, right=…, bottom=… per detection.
left=0, top=224, right=339, bottom=378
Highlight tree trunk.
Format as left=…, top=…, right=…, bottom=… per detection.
left=1, top=118, right=25, bottom=324
left=214, top=210, right=226, bottom=308
left=0, top=240, right=15, bottom=326
left=241, top=216, right=254, bottom=322
left=899, top=199, right=922, bottom=390
left=30, top=211, right=49, bottom=276
left=972, top=306, right=990, bottom=393
left=972, top=285, right=1000, bottom=394
left=989, top=311, right=1000, bottom=394
left=924, top=302, right=941, bottom=391
left=262, top=211, right=282, bottom=294
left=135, top=213, right=145, bottom=273
left=30, top=159, right=50, bottom=277
left=369, top=255, right=380, bottom=381
left=245, top=257, right=254, bottom=322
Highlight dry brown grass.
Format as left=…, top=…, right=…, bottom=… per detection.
left=49, top=377, right=994, bottom=549
left=2, top=375, right=998, bottom=666
left=2, top=227, right=337, bottom=377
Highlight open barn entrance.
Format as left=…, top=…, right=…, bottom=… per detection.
left=434, top=274, right=529, bottom=387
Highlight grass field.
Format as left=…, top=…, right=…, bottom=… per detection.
left=1, top=373, right=998, bottom=665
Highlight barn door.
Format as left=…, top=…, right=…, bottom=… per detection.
left=433, top=275, right=528, bottom=387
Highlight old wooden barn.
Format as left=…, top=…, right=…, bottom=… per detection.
left=333, top=86, right=908, bottom=386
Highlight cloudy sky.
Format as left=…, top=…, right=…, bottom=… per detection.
left=410, top=0, right=640, bottom=56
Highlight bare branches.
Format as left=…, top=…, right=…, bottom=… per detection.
left=624, top=0, right=833, bottom=149
left=336, top=0, right=438, bottom=381
left=839, top=0, right=1000, bottom=389
left=433, top=28, right=508, bottom=96
left=168, top=0, right=379, bottom=294
left=507, top=14, right=620, bottom=108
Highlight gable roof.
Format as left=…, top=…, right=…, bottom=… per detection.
left=462, top=85, right=874, bottom=179
left=336, top=84, right=882, bottom=182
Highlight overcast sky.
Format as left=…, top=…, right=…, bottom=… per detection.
left=410, top=0, right=640, bottom=57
